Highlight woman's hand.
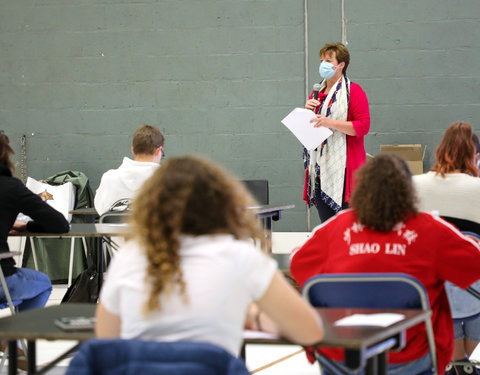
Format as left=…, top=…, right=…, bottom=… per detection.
left=305, top=99, right=320, bottom=111
left=311, top=115, right=335, bottom=129
left=11, top=221, right=27, bottom=232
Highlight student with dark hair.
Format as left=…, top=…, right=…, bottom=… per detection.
left=95, top=155, right=324, bottom=356
left=414, top=122, right=480, bottom=374
left=291, top=154, right=480, bottom=375
left=94, top=124, right=165, bottom=215
left=0, top=131, right=69, bottom=311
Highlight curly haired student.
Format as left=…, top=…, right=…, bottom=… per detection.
left=95, top=155, right=324, bottom=356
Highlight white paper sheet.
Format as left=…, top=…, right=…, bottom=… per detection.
left=281, top=107, right=333, bottom=150
left=25, top=177, right=75, bottom=222
left=243, top=330, right=280, bottom=340
left=334, top=313, right=405, bottom=327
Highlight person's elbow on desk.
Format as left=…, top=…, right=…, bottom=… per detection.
left=250, top=271, right=324, bottom=345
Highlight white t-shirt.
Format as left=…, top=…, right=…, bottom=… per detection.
left=100, top=234, right=277, bottom=356
left=94, top=157, right=159, bottom=216
left=413, top=171, right=480, bottom=223
left=413, top=171, right=480, bottom=318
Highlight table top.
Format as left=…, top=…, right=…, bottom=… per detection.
left=243, top=308, right=429, bottom=350
left=0, top=303, right=96, bottom=341
left=9, top=223, right=129, bottom=238
left=70, top=204, right=295, bottom=217
left=254, top=204, right=295, bottom=215
left=0, top=304, right=428, bottom=350
left=314, top=308, right=429, bottom=350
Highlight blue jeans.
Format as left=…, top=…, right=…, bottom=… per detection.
left=453, top=312, right=480, bottom=341
left=0, top=268, right=52, bottom=311
left=322, top=352, right=432, bottom=375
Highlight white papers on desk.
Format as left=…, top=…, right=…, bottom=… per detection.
left=243, top=330, right=280, bottom=340
left=334, top=313, right=405, bottom=327
left=281, top=108, right=333, bottom=150
left=24, top=177, right=75, bottom=222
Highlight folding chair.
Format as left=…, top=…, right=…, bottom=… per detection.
left=66, top=339, right=251, bottom=375
left=0, top=252, right=27, bottom=371
left=98, top=211, right=130, bottom=261
left=302, top=273, right=437, bottom=375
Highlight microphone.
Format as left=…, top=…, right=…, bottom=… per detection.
left=313, top=83, right=322, bottom=100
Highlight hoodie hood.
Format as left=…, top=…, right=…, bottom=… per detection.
left=117, top=157, right=159, bottom=191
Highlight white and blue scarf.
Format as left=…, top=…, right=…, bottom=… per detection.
left=303, top=75, right=350, bottom=211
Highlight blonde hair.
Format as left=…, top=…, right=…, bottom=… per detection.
left=132, top=155, right=266, bottom=312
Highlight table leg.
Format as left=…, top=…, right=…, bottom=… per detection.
left=8, top=340, right=17, bottom=375
left=366, top=356, right=377, bottom=375
left=27, top=341, right=36, bottom=375
left=240, top=343, right=246, bottom=360
left=98, top=237, right=105, bottom=292
left=260, top=215, right=273, bottom=253
left=378, top=351, right=388, bottom=375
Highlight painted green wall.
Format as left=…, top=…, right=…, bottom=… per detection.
left=1, top=1, right=479, bottom=231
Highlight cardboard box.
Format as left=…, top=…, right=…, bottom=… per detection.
left=379, top=144, right=425, bottom=175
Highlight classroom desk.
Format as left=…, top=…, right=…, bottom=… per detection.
left=9, top=223, right=129, bottom=239
left=243, top=308, right=430, bottom=375
left=9, top=224, right=129, bottom=288
left=71, top=204, right=294, bottom=227
left=0, top=303, right=95, bottom=375
left=70, top=204, right=295, bottom=252
left=0, top=304, right=429, bottom=375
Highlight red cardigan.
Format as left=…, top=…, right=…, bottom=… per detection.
left=306, top=81, right=370, bottom=202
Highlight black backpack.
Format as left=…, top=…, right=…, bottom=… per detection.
left=61, top=264, right=99, bottom=304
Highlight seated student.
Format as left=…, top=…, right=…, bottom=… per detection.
left=0, top=131, right=69, bottom=311
left=414, top=122, right=480, bottom=233
left=290, top=154, right=480, bottom=375
left=95, top=155, right=324, bottom=356
left=94, top=124, right=164, bottom=216
left=413, top=122, right=480, bottom=375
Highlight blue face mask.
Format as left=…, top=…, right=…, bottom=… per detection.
left=319, top=61, right=336, bottom=79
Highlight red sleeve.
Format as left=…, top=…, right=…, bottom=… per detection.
left=290, top=223, right=330, bottom=287
left=434, top=216, right=480, bottom=289
left=349, top=83, right=370, bottom=137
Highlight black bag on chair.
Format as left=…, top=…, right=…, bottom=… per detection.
left=61, top=264, right=99, bottom=304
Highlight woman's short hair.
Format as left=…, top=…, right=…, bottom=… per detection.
left=0, top=131, right=15, bottom=172
left=131, top=155, right=265, bottom=312
left=350, top=154, right=418, bottom=232
left=319, top=43, right=350, bottom=76
left=431, top=122, right=479, bottom=177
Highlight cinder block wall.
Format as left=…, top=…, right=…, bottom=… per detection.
left=1, top=1, right=479, bottom=231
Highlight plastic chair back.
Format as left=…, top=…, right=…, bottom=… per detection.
left=302, top=273, right=437, bottom=375
left=99, top=211, right=130, bottom=224
left=303, top=273, right=429, bottom=310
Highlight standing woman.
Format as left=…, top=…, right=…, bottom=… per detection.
left=0, top=131, right=69, bottom=311
left=304, top=43, right=370, bottom=222
left=96, top=155, right=324, bottom=356
left=413, top=122, right=480, bottom=375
